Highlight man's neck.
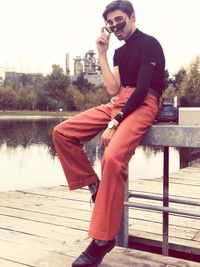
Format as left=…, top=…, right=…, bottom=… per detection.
left=125, top=26, right=137, bottom=41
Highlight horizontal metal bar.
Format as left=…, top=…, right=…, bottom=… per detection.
left=125, top=202, right=200, bottom=217
left=128, top=192, right=200, bottom=207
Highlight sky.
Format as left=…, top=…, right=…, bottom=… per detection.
left=0, top=0, right=200, bottom=76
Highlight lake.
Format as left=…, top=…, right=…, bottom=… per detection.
left=0, top=117, right=180, bottom=192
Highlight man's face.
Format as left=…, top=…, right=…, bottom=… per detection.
left=105, top=10, right=135, bottom=41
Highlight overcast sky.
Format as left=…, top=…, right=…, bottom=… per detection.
left=0, top=0, right=200, bottom=76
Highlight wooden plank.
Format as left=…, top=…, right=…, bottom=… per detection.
left=0, top=201, right=92, bottom=222
left=0, top=206, right=90, bottom=230
left=0, top=214, right=88, bottom=243
left=0, top=190, right=93, bottom=212
left=0, top=240, right=72, bottom=267
left=104, top=247, right=200, bottom=267
left=129, top=230, right=200, bottom=255
left=17, top=186, right=90, bottom=202
left=129, top=209, right=200, bottom=229
left=194, top=231, right=200, bottom=242
left=0, top=258, right=30, bottom=267
left=128, top=180, right=200, bottom=198
left=0, top=205, right=198, bottom=250
left=0, top=165, right=199, bottom=266
left=1, top=237, right=198, bottom=267
left=0, top=228, right=68, bottom=253
left=129, top=218, right=198, bottom=240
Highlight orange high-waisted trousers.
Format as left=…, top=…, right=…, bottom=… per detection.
left=52, top=87, right=159, bottom=241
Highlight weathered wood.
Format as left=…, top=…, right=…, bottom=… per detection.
left=0, top=259, right=28, bottom=267
left=104, top=247, right=200, bottom=267
left=0, top=165, right=199, bottom=266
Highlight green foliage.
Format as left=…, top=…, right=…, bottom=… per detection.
left=172, top=68, right=187, bottom=91
left=65, top=85, right=83, bottom=111
left=72, top=73, right=92, bottom=91
left=163, top=84, right=176, bottom=99
left=0, top=87, right=16, bottom=111
left=84, top=87, right=109, bottom=109
left=165, top=56, right=200, bottom=105
left=185, top=56, right=200, bottom=102
left=2, top=55, right=199, bottom=111
left=42, top=65, right=71, bottom=110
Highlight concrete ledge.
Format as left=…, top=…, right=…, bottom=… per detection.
left=141, top=125, right=200, bottom=148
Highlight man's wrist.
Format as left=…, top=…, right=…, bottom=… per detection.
left=114, top=111, right=124, bottom=123
left=108, top=119, right=119, bottom=129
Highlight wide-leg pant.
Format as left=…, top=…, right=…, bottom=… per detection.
left=52, top=87, right=159, bottom=241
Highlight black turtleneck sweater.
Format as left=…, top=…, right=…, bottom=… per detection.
left=113, top=28, right=165, bottom=123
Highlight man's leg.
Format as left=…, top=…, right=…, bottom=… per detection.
left=89, top=94, right=159, bottom=241
left=72, top=94, right=159, bottom=267
left=52, top=104, right=111, bottom=190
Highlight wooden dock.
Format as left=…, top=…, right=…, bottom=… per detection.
left=0, top=164, right=199, bottom=266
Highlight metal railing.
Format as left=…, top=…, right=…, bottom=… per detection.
left=116, top=125, right=200, bottom=256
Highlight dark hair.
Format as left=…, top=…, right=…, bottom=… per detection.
left=102, top=0, right=134, bottom=20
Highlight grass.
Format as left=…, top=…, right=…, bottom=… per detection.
left=0, top=110, right=79, bottom=117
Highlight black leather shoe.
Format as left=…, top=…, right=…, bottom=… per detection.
left=91, top=182, right=100, bottom=203
left=72, top=239, right=115, bottom=267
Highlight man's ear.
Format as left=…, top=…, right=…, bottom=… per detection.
left=130, top=11, right=136, bottom=22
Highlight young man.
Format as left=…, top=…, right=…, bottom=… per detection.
left=52, top=0, right=165, bottom=266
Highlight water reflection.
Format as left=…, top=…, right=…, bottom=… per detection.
left=0, top=118, right=180, bottom=191
left=0, top=118, right=60, bottom=157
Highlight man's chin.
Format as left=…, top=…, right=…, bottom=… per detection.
left=116, top=35, right=125, bottom=40
left=115, top=33, right=125, bottom=40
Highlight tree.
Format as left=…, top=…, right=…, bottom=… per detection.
left=16, top=87, right=27, bottom=110
left=164, top=69, right=173, bottom=88
left=65, top=85, right=79, bottom=111
left=185, top=56, right=200, bottom=102
left=0, top=87, right=16, bottom=111
left=172, top=68, right=187, bottom=91
left=71, top=87, right=85, bottom=110
left=26, top=86, right=38, bottom=110
left=163, top=84, right=176, bottom=99
left=72, top=73, right=93, bottom=91
left=42, top=65, right=71, bottom=110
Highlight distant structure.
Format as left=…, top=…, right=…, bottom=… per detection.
left=0, top=50, right=103, bottom=88
left=73, top=56, right=84, bottom=76
left=4, top=72, right=43, bottom=89
left=71, top=50, right=103, bottom=86
left=65, top=53, right=70, bottom=75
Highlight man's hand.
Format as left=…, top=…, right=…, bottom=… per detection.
left=101, top=119, right=119, bottom=146
left=96, top=27, right=111, bottom=56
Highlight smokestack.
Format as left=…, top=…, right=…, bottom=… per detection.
left=65, top=53, right=70, bottom=75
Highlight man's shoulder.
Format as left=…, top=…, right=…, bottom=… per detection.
left=139, top=30, right=161, bottom=46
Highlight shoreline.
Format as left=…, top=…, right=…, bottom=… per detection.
left=0, top=110, right=78, bottom=119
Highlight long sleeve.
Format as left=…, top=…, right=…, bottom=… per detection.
left=114, top=63, right=155, bottom=123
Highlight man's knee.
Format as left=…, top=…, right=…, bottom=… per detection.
left=52, top=122, right=66, bottom=141
left=102, top=149, right=119, bottom=166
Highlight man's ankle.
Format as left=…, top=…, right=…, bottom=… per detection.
left=88, top=180, right=100, bottom=195
left=93, top=239, right=108, bottom=246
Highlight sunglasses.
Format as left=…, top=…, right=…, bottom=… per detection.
left=105, top=21, right=126, bottom=33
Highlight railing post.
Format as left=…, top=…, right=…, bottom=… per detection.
left=162, top=146, right=169, bottom=255
left=116, top=173, right=129, bottom=247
